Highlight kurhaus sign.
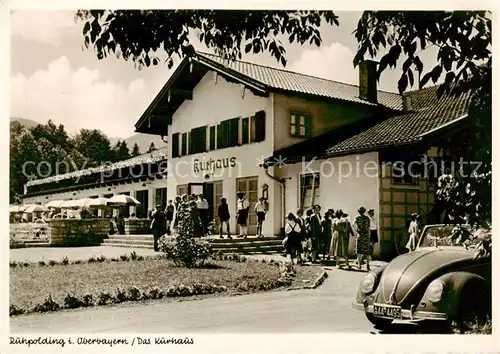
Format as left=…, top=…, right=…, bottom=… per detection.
left=193, top=157, right=237, bottom=173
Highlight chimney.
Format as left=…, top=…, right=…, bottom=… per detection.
left=403, top=95, right=413, bottom=112
left=359, top=60, right=378, bottom=104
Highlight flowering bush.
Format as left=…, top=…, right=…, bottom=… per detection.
left=160, top=201, right=212, bottom=268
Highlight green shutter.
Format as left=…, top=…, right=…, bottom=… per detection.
left=242, top=117, right=249, bottom=144
left=181, top=133, right=187, bottom=155
left=209, top=126, right=216, bottom=150
left=255, top=110, right=266, bottom=142
left=217, top=123, right=223, bottom=149
left=229, top=118, right=239, bottom=147
left=189, top=129, right=195, bottom=154
left=172, top=133, right=180, bottom=158
left=305, top=115, right=312, bottom=137
left=199, top=126, right=207, bottom=152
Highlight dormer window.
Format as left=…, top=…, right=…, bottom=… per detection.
left=290, top=111, right=312, bottom=137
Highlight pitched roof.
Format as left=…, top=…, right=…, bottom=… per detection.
left=196, top=52, right=403, bottom=111
left=26, top=147, right=168, bottom=187
left=325, top=86, right=471, bottom=156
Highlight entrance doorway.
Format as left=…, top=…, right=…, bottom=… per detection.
left=236, top=176, right=258, bottom=235
left=186, top=182, right=223, bottom=231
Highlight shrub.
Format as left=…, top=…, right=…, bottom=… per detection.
left=159, top=201, right=212, bottom=268
left=74, top=260, right=82, bottom=264
left=10, top=304, right=25, bottom=316
left=97, top=255, right=107, bottom=263
left=64, top=293, right=83, bottom=309
left=137, top=255, right=144, bottom=261
left=148, top=287, right=164, bottom=299
left=119, top=254, right=129, bottom=261
left=88, top=256, right=97, bottom=263
left=110, top=257, right=119, bottom=262
left=33, top=295, right=60, bottom=312
left=48, top=260, right=58, bottom=266
left=38, top=261, right=46, bottom=266
left=61, top=256, right=69, bottom=265
left=82, top=294, right=94, bottom=307
left=130, top=251, right=138, bottom=260
left=97, top=292, right=114, bottom=305
left=127, top=286, right=141, bottom=301
left=23, top=262, right=30, bottom=267
left=10, top=261, right=18, bottom=268
left=114, top=288, right=128, bottom=303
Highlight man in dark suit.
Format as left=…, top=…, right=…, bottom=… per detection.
left=309, top=204, right=323, bottom=262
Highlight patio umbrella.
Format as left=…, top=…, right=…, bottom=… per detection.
left=71, top=198, right=94, bottom=209
left=9, top=205, right=25, bottom=213
left=45, top=200, right=65, bottom=208
left=59, top=200, right=78, bottom=209
left=107, top=195, right=141, bottom=207
left=23, top=204, right=49, bottom=213
left=87, top=197, right=110, bottom=209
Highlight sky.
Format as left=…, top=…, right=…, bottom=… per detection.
left=10, top=10, right=441, bottom=140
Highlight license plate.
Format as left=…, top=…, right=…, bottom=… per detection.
left=373, top=304, right=402, bottom=319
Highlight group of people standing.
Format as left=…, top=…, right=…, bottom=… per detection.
left=283, top=205, right=378, bottom=270
left=218, top=192, right=268, bottom=239
left=148, top=192, right=268, bottom=251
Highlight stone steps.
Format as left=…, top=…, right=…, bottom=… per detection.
left=102, top=238, right=153, bottom=247
left=101, top=234, right=284, bottom=253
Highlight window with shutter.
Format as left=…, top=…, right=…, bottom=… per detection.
left=181, top=133, right=187, bottom=156
left=255, top=110, right=266, bottom=142
left=229, top=118, right=239, bottom=147
left=172, top=133, right=180, bottom=158
left=290, top=111, right=311, bottom=137
left=241, top=117, right=249, bottom=145
left=209, top=126, right=216, bottom=150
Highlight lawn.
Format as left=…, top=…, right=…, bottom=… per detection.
left=10, top=258, right=323, bottom=311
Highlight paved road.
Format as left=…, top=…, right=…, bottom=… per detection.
left=10, top=268, right=374, bottom=333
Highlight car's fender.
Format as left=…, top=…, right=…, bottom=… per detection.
left=423, top=271, right=488, bottom=318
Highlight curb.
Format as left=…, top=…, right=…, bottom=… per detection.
left=287, top=270, right=329, bottom=291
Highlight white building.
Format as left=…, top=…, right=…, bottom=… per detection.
left=22, top=148, right=169, bottom=218
left=134, top=52, right=470, bottom=258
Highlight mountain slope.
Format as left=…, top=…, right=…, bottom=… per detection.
left=10, top=117, right=39, bottom=129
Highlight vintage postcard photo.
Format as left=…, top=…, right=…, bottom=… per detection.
left=2, top=3, right=497, bottom=353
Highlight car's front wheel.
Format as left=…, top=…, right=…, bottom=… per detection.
left=365, top=313, right=392, bottom=330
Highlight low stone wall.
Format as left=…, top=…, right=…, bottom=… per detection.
left=124, top=218, right=151, bottom=235
left=48, top=219, right=110, bottom=247
left=10, top=223, right=51, bottom=248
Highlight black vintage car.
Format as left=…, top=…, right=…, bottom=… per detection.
left=352, top=224, right=491, bottom=331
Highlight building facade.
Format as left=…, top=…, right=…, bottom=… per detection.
left=21, top=51, right=471, bottom=260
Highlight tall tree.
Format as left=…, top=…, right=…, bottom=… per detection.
left=131, top=142, right=140, bottom=156
left=72, top=128, right=114, bottom=166
left=117, top=141, right=131, bottom=161
left=147, top=141, right=156, bottom=153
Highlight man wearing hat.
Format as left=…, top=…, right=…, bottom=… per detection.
left=236, top=192, right=250, bottom=238
left=151, top=204, right=167, bottom=251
